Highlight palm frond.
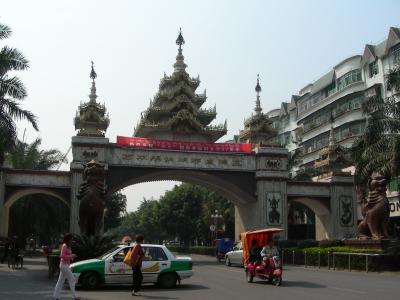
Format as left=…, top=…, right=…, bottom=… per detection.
left=0, top=76, right=27, bottom=99
left=0, top=46, right=29, bottom=75
left=0, top=23, right=12, bottom=40
left=1, top=98, right=38, bottom=130
left=7, top=137, right=67, bottom=170
left=386, top=66, right=400, bottom=92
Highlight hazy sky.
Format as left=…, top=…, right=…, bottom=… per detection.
left=2, top=0, right=399, bottom=211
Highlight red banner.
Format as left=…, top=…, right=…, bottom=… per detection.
left=116, top=136, right=252, bottom=153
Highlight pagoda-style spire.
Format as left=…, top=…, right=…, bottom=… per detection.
left=74, top=62, right=109, bottom=137
left=314, top=113, right=350, bottom=174
left=89, top=61, right=98, bottom=103
left=176, top=27, right=185, bottom=49
left=134, top=30, right=226, bottom=142
left=238, top=74, right=277, bottom=145
left=255, top=74, right=262, bottom=115
left=173, top=27, right=187, bottom=73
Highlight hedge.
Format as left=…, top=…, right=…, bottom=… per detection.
left=279, top=246, right=400, bottom=271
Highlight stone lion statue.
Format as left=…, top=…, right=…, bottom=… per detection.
left=77, top=160, right=106, bottom=236
left=357, top=172, right=390, bottom=240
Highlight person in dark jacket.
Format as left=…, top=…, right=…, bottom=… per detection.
left=131, top=234, right=145, bottom=296
left=249, top=239, right=261, bottom=263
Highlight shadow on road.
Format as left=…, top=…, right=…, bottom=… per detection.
left=80, top=283, right=209, bottom=293
left=282, top=280, right=327, bottom=288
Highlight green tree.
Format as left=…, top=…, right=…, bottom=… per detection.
left=0, top=22, right=38, bottom=164
left=109, top=197, right=164, bottom=243
left=158, top=184, right=205, bottom=246
left=104, top=192, right=127, bottom=231
left=200, top=191, right=235, bottom=243
left=8, top=138, right=66, bottom=169
left=110, top=184, right=235, bottom=246
left=352, top=65, right=400, bottom=187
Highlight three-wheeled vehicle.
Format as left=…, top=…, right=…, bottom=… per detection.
left=215, top=238, right=233, bottom=262
left=241, top=228, right=283, bottom=286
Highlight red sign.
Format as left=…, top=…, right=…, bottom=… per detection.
left=116, top=136, right=252, bottom=153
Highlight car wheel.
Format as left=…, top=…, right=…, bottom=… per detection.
left=158, top=273, right=177, bottom=288
left=82, top=272, right=100, bottom=290
left=246, top=271, right=253, bottom=283
left=225, top=257, right=231, bottom=266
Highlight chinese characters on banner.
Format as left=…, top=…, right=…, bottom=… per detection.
left=116, top=136, right=252, bottom=153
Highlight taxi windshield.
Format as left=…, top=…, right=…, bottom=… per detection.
left=100, top=246, right=121, bottom=259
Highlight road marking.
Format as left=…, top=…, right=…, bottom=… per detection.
left=330, top=287, right=365, bottom=294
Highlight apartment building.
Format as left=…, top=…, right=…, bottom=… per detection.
left=269, top=27, right=400, bottom=171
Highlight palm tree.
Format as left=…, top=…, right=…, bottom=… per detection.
left=0, top=22, right=38, bottom=165
left=352, top=65, right=400, bottom=187
left=8, top=137, right=67, bottom=170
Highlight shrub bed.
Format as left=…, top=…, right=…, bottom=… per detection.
left=280, top=246, right=391, bottom=271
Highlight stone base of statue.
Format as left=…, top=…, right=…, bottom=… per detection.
left=344, top=239, right=390, bottom=250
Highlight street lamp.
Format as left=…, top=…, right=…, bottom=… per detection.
left=211, top=209, right=223, bottom=240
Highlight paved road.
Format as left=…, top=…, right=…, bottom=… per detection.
left=0, top=255, right=398, bottom=300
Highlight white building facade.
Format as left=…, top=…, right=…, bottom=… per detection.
left=266, top=27, right=400, bottom=227
left=270, top=27, right=400, bottom=170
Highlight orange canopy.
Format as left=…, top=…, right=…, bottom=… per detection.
left=241, top=228, right=283, bottom=264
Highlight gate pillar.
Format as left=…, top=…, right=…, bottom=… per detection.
left=235, top=147, right=289, bottom=241
left=329, top=175, right=357, bottom=239
left=70, top=136, right=109, bottom=234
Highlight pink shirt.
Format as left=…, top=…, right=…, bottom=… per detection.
left=59, top=244, right=74, bottom=265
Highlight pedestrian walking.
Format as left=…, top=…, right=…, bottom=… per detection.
left=129, top=234, right=144, bottom=296
left=52, top=233, right=81, bottom=300
left=28, top=234, right=35, bottom=257
left=8, top=236, right=20, bottom=269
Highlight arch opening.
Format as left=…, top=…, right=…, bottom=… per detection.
left=107, top=170, right=244, bottom=246
left=6, top=190, right=70, bottom=248
left=288, top=197, right=330, bottom=241
left=107, top=168, right=256, bottom=206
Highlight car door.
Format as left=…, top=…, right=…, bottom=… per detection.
left=104, top=247, right=132, bottom=285
left=141, top=246, right=171, bottom=283
left=231, top=242, right=243, bottom=265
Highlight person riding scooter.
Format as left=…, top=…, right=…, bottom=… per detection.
left=260, top=239, right=278, bottom=258
left=260, top=239, right=279, bottom=270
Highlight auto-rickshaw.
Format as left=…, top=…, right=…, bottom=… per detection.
left=241, top=228, right=283, bottom=286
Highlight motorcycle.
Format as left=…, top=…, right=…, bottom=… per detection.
left=245, top=255, right=282, bottom=286
left=241, top=228, right=283, bottom=286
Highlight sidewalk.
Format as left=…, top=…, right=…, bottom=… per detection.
left=0, top=257, right=58, bottom=300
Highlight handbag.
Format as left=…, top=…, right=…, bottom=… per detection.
left=123, top=248, right=133, bottom=266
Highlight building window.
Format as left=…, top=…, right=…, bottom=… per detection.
left=325, top=82, right=336, bottom=97
left=337, top=69, right=362, bottom=91
left=311, top=92, right=321, bottom=105
left=352, top=96, right=362, bottom=109
left=368, top=61, right=379, bottom=77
